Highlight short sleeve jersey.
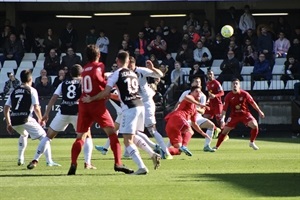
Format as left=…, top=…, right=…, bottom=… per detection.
left=107, top=67, right=143, bottom=109
left=81, top=61, right=106, bottom=102
left=5, top=85, right=39, bottom=126
left=206, top=79, right=223, bottom=105
left=135, top=67, right=160, bottom=100
left=223, top=89, right=254, bottom=115
left=54, top=77, right=81, bottom=115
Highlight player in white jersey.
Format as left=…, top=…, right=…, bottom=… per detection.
left=4, top=70, right=59, bottom=167
left=175, top=76, right=216, bottom=152
left=27, top=65, right=95, bottom=169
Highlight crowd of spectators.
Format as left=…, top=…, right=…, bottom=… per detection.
left=1, top=5, right=300, bottom=100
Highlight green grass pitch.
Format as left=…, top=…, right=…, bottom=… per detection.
left=0, top=137, right=299, bottom=200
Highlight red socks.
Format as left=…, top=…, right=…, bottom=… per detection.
left=182, top=131, right=192, bottom=146
left=168, top=147, right=181, bottom=155
left=71, top=138, right=84, bottom=165
left=108, top=133, right=122, bottom=165
left=250, top=128, right=258, bottom=142
left=216, top=133, right=226, bottom=148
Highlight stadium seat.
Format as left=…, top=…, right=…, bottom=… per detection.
left=37, top=53, right=45, bottom=61
left=22, top=53, right=36, bottom=62
left=76, top=53, right=83, bottom=61
left=222, top=81, right=232, bottom=91
left=241, top=66, right=254, bottom=81
left=0, top=82, right=4, bottom=93
left=210, top=66, right=222, bottom=76
left=2, top=60, right=18, bottom=69
left=253, top=80, right=269, bottom=90
left=181, top=67, right=191, bottom=84
left=275, top=58, right=286, bottom=66
left=240, top=81, right=252, bottom=91
left=19, top=61, right=34, bottom=69
left=269, top=80, right=285, bottom=90
left=200, top=67, right=208, bottom=75
left=35, top=60, right=44, bottom=69
left=285, top=80, right=300, bottom=89
left=272, top=65, right=285, bottom=80
left=0, top=68, right=14, bottom=84
left=211, top=59, right=223, bottom=68
left=60, top=53, right=66, bottom=62
left=171, top=53, right=177, bottom=60
left=32, top=67, right=41, bottom=82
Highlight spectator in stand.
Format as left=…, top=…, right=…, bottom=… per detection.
left=118, top=40, right=134, bottom=56
left=147, top=33, right=167, bottom=60
left=85, top=26, right=98, bottom=45
left=159, top=19, right=170, bottom=37
left=281, top=55, right=300, bottom=86
left=61, top=47, right=81, bottom=71
left=52, top=69, right=66, bottom=90
left=32, top=34, right=45, bottom=56
left=157, top=64, right=171, bottom=94
left=171, top=61, right=188, bottom=87
left=118, top=33, right=134, bottom=56
left=188, top=62, right=206, bottom=90
left=227, top=40, right=243, bottom=62
left=252, top=53, right=272, bottom=83
left=35, top=75, right=53, bottom=98
left=275, top=17, right=291, bottom=40
left=217, top=50, right=242, bottom=84
left=243, top=44, right=257, bottom=66
left=183, top=13, right=200, bottom=33
left=60, top=22, right=78, bottom=52
left=193, top=40, right=212, bottom=67
left=3, top=72, right=20, bottom=96
left=142, top=20, right=155, bottom=43
left=221, top=6, right=240, bottom=34
left=199, top=19, right=215, bottom=43
left=292, top=26, right=300, bottom=41
left=187, top=25, right=201, bottom=45
left=166, top=26, right=182, bottom=53
left=287, top=38, right=300, bottom=62
left=1, top=25, right=12, bottom=47
left=44, top=49, right=61, bottom=76
left=257, top=26, right=275, bottom=65
left=3, top=33, right=24, bottom=65
left=18, top=21, right=34, bottom=52
left=182, top=33, right=196, bottom=50
left=35, top=69, right=52, bottom=86
left=134, top=31, right=149, bottom=60
left=274, top=31, right=291, bottom=58
left=243, top=28, right=258, bottom=49
left=149, top=54, right=160, bottom=68
left=239, top=5, right=256, bottom=34
left=19, top=33, right=31, bottom=53
left=176, top=41, right=194, bottom=68
left=200, top=35, right=213, bottom=51
left=96, top=30, right=109, bottom=66
left=211, top=33, right=227, bottom=60
left=43, top=28, right=60, bottom=56
left=161, top=53, right=175, bottom=72
left=133, top=48, right=146, bottom=67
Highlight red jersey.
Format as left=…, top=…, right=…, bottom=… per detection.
left=165, top=98, right=197, bottom=123
left=206, top=79, right=223, bottom=105
left=81, top=61, right=106, bottom=102
left=223, top=89, right=254, bottom=116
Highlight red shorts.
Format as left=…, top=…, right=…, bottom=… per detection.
left=205, top=103, right=223, bottom=120
left=226, top=113, right=256, bottom=128
left=165, top=113, right=190, bottom=145
left=77, top=101, right=114, bottom=133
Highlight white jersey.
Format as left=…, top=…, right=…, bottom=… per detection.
left=134, top=67, right=161, bottom=101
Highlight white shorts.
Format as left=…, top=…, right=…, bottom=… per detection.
left=119, top=106, right=144, bottom=134
left=49, top=112, right=77, bottom=132
left=143, top=99, right=156, bottom=127
left=188, top=114, right=208, bottom=126
left=13, top=117, right=46, bottom=140
left=115, top=114, right=122, bottom=124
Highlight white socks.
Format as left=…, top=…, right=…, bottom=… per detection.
left=152, top=130, right=171, bottom=156
left=84, top=137, right=93, bottom=165
left=126, top=144, right=146, bottom=169
left=136, top=131, right=156, bottom=149
left=204, top=128, right=214, bottom=147
left=18, top=135, right=28, bottom=162
left=133, top=134, right=154, bottom=157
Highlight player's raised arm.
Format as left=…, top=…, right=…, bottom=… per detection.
left=146, top=60, right=163, bottom=77
left=184, top=94, right=206, bottom=108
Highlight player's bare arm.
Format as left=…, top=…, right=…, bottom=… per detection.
left=3, top=105, right=13, bottom=134
left=250, top=101, right=265, bottom=118
left=82, top=85, right=112, bottom=103
left=184, top=95, right=207, bottom=108
left=220, top=110, right=227, bottom=128
left=42, top=94, right=59, bottom=122
left=33, top=104, right=45, bottom=126
left=190, top=121, right=210, bottom=139
left=146, top=60, right=163, bottom=77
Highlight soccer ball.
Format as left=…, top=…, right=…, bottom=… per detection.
left=221, top=25, right=234, bottom=38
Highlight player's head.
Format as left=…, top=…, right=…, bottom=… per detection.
left=20, top=69, right=32, bottom=84
left=191, top=76, right=201, bottom=87
left=207, top=69, right=215, bottom=81
left=86, top=44, right=100, bottom=62
left=70, top=64, right=82, bottom=78
left=117, top=51, right=129, bottom=67
left=190, top=86, right=201, bottom=98
left=128, top=56, right=136, bottom=70
left=231, top=78, right=240, bottom=93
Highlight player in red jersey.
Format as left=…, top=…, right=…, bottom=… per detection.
left=67, top=44, right=133, bottom=175
left=165, top=86, right=210, bottom=156
left=214, top=78, right=265, bottom=150
left=203, top=70, right=224, bottom=139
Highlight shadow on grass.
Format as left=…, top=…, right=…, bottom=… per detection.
left=178, top=172, right=300, bottom=197
left=0, top=173, right=117, bottom=177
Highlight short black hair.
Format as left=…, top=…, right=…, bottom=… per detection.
left=20, top=70, right=32, bottom=83
left=231, top=77, right=240, bottom=82
left=190, top=86, right=201, bottom=93
left=117, top=51, right=129, bottom=65
left=70, top=64, right=82, bottom=78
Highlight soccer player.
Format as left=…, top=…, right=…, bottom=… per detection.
left=175, top=76, right=217, bottom=152
left=203, top=70, right=224, bottom=138
left=27, top=64, right=95, bottom=169
left=165, top=86, right=210, bottom=156
left=67, top=45, right=133, bottom=175
left=96, top=58, right=172, bottom=159
left=3, top=70, right=58, bottom=167
left=83, top=51, right=161, bottom=175
left=214, top=78, right=265, bottom=150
